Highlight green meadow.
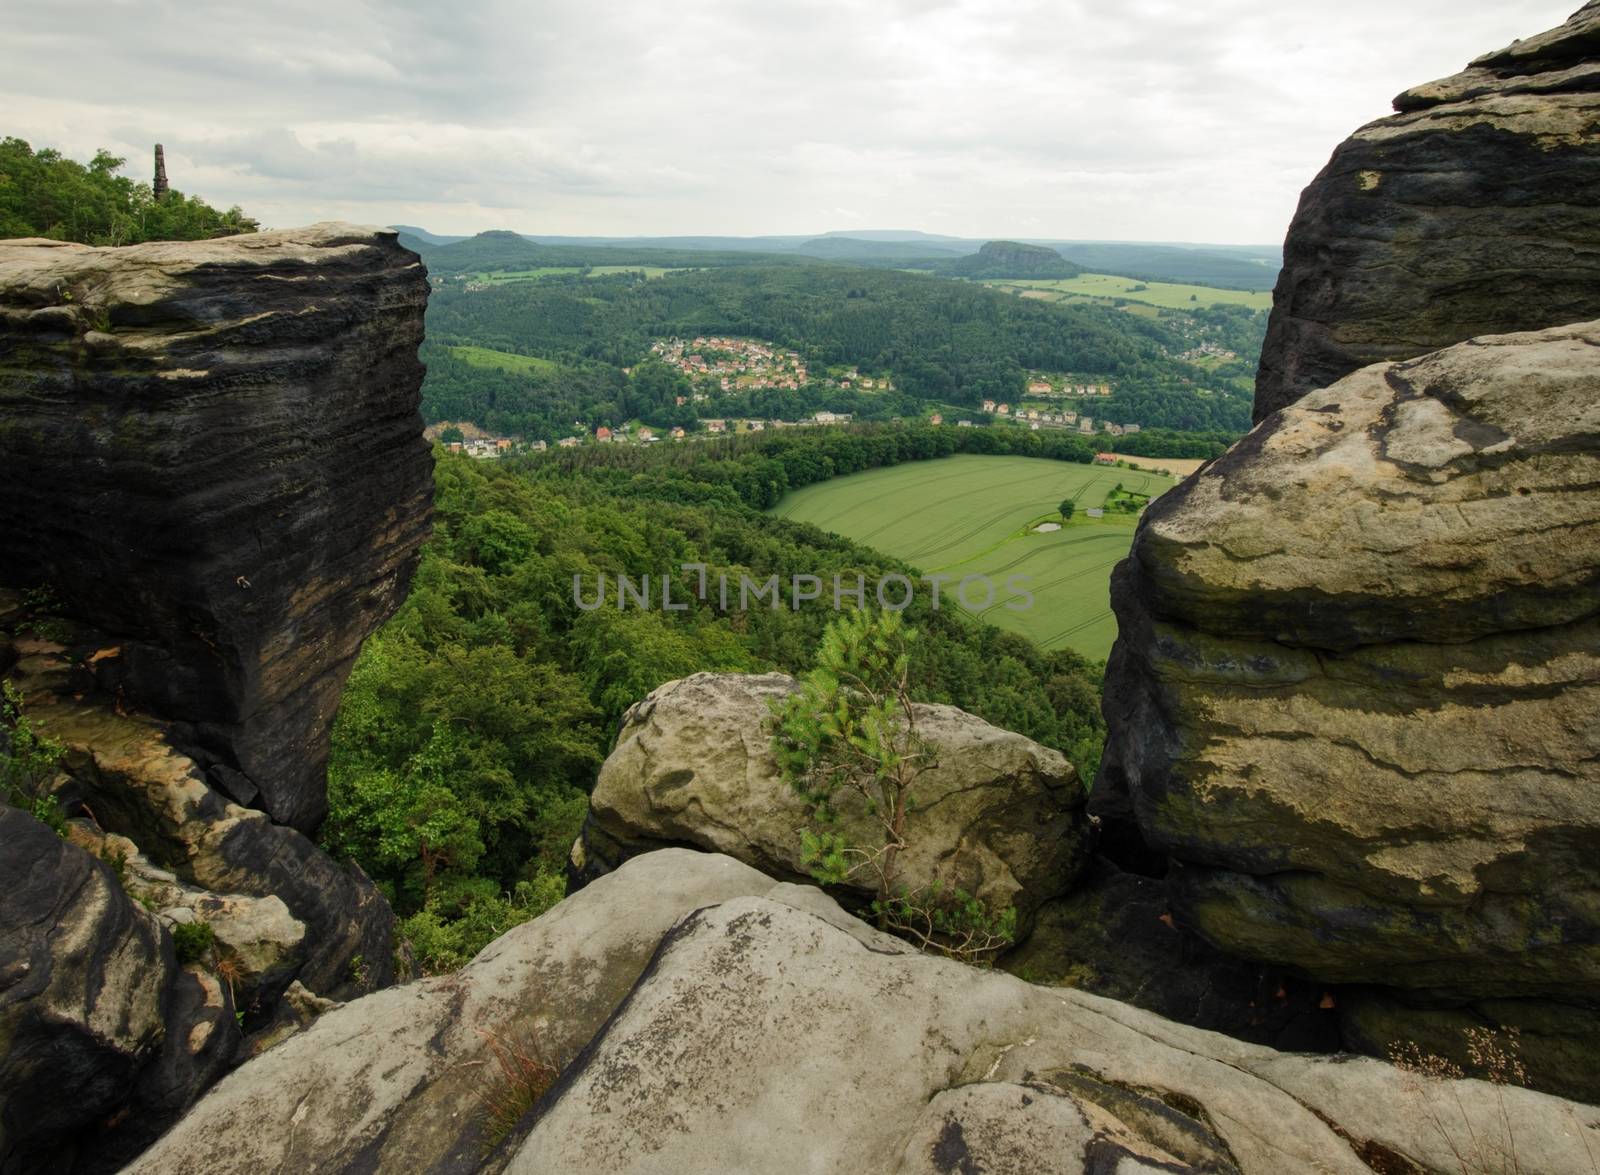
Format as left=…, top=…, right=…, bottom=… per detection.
left=445, top=344, right=562, bottom=374
left=982, top=272, right=1273, bottom=311
left=771, top=455, right=1175, bottom=660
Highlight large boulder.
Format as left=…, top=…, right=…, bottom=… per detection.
left=576, top=672, right=1090, bottom=929
left=1255, top=2, right=1600, bottom=420
left=0, top=223, right=433, bottom=832
left=1095, top=320, right=1600, bottom=1097
left=129, top=849, right=1600, bottom=1175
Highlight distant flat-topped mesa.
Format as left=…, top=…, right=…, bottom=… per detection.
left=0, top=224, right=432, bottom=832
left=1255, top=1, right=1600, bottom=421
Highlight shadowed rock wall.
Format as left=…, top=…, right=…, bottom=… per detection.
left=0, top=223, right=433, bottom=831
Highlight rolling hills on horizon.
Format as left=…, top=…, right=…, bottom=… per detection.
left=393, top=225, right=1282, bottom=291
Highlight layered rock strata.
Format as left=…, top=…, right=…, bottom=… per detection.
left=0, top=223, right=433, bottom=831
left=1255, top=2, right=1600, bottom=420
left=1096, top=320, right=1600, bottom=1097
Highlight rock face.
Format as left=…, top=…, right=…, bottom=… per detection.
left=576, top=672, right=1090, bottom=929
left=0, top=596, right=399, bottom=1171
left=128, top=849, right=1600, bottom=1175
left=1095, top=321, right=1600, bottom=1098
left=0, top=805, right=236, bottom=1175
left=0, top=223, right=433, bottom=831
left=1255, top=2, right=1600, bottom=420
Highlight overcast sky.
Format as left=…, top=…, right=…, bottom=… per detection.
left=2, top=0, right=1572, bottom=244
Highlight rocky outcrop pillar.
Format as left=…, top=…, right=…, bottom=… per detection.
left=0, top=223, right=433, bottom=832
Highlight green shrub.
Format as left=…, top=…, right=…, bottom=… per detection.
left=171, top=920, right=215, bottom=965
left=401, top=871, right=566, bottom=975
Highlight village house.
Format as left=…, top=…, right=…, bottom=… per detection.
left=705, top=419, right=727, bottom=433
left=746, top=420, right=765, bottom=431
left=1028, top=380, right=1051, bottom=395
left=671, top=426, right=686, bottom=439
left=637, top=427, right=654, bottom=441
left=1095, top=452, right=1119, bottom=465
left=1026, top=409, right=1040, bottom=420
left=531, top=439, right=548, bottom=452
left=996, top=404, right=1010, bottom=415
left=928, top=413, right=943, bottom=426
left=595, top=426, right=612, bottom=442
left=1124, top=423, right=1141, bottom=433
left=982, top=400, right=996, bottom=412
left=957, top=419, right=973, bottom=428
left=557, top=436, right=579, bottom=448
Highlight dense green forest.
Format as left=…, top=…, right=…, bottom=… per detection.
left=0, top=138, right=258, bottom=244
left=325, top=431, right=1109, bottom=971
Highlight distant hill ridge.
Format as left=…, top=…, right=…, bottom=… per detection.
left=394, top=226, right=1281, bottom=290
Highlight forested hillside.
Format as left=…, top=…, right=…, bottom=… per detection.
left=422, top=263, right=1255, bottom=420
left=0, top=137, right=258, bottom=244
left=326, top=430, right=1108, bottom=970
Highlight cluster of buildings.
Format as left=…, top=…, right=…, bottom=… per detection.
left=1179, top=343, right=1239, bottom=363
left=978, top=401, right=1140, bottom=435
left=424, top=421, right=520, bottom=459
left=650, top=336, right=810, bottom=391
left=576, top=412, right=857, bottom=447
left=1024, top=379, right=1113, bottom=397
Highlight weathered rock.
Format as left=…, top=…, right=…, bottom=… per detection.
left=0, top=804, right=239, bottom=1174
left=1256, top=2, right=1600, bottom=420
left=1096, top=321, right=1600, bottom=1095
left=1003, top=861, right=1342, bottom=1054
left=129, top=850, right=1600, bottom=1175
left=0, top=223, right=433, bottom=831
left=7, top=625, right=397, bottom=1009
left=125, top=851, right=794, bottom=1174
left=577, top=672, right=1090, bottom=929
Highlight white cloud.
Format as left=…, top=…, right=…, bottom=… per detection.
left=0, top=0, right=1574, bottom=241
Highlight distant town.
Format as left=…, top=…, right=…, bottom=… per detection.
left=428, top=335, right=1151, bottom=457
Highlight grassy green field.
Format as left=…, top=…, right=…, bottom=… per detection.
left=771, top=455, right=1175, bottom=660
left=446, top=345, right=562, bottom=375
left=982, top=273, right=1272, bottom=311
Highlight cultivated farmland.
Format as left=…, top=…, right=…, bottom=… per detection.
left=771, top=455, right=1175, bottom=659
left=981, top=273, right=1273, bottom=312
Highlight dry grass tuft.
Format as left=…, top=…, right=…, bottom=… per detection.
left=475, top=1026, right=557, bottom=1155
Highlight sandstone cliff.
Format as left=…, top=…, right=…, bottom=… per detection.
left=0, top=224, right=431, bottom=1172
left=1096, top=320, right=1600, bottom=1098
left=1255, top=1, right=1600, bottom=420
left=0, top=223, right=433, bottom=832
